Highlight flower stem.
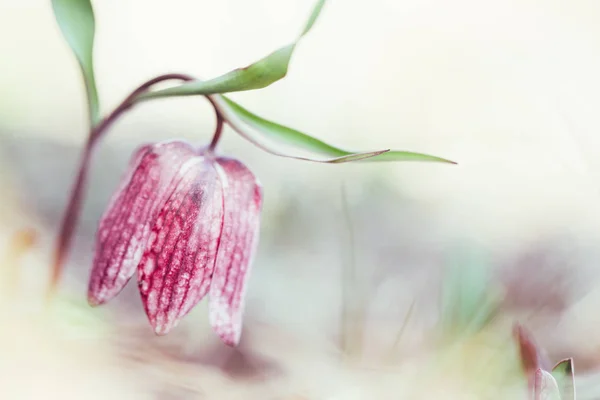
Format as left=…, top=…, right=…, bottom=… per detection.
left=208, top=111, right=224, bottom=152
left=91, top=73, right=194, bottom=142
left=49, top=73, right=225, bottom=297
left=49, top=140, right=94, bottom=298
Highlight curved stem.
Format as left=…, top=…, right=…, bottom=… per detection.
left=49, top=73, right=225, bottom=296
left=91, top=73, right=195, bottom=143
left=49, top=141, right=94, bottom=298
left=208, top=110, right=224, bottom=152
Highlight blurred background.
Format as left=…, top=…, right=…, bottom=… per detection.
left=2, top=0, right=600, bottom=398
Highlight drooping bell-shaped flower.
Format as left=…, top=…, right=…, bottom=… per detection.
left=88, top=140, right=262, bottom=346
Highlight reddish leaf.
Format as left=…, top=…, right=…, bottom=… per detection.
left=514, top=323, right=552, bottom=378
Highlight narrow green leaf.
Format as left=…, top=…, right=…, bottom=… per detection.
left=360, top=150, right=457, bottom=163
left=222, top=96, right=345, bottom=156
left=552, top=358, right=575, bottom=400
left=212, top=95, right=456, bottom=164
left=300, top=0, right=326, bottom=35
left=52, top=0, right=100, bottom=125
left=136, top=0, right=327, bottom=102
left=139, top=45, right=294, bottom=100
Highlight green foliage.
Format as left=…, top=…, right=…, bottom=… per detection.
left=552, top=359, right=575, bottom=400
left=50, top=0, right=455, bottom=164
left=136, top=0, right=327, bottom=101
left=51, top=0, right=100, bottom=125
left=214, top=96, right=456, bottom=163
left=131, top=0, right=455, bottom=164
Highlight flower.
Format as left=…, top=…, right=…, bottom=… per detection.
left=87, top=140, right=262, bottom=346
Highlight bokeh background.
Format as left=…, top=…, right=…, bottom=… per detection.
left=2, top=0, right=600, bottom=398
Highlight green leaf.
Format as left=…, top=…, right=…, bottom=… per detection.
left=300, top=0, right=326, bottom=35
left=136, top=0, right=327, bottom=102
left=552, top=358, right=575, bottom=400
left=52, top=0, right=100, bottom=125
left=212, top=95, right=456, bottom=164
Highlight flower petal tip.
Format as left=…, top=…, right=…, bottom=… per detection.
left=87, top=288, right=111, bottom=307
left=222, top=337, right=239, bottom=347
left=214, top=327, right=240, bottom=347
left=152, top=324, right=173, bottom=336
left=87, top=296, right=102, bottom=307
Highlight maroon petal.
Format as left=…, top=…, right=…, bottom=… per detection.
left=88, top=141, right=197, bottom=306
left=137, top=157, right=224, bottom=335
left=209, top=158, right=262, bottom=346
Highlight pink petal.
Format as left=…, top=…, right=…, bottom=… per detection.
left=137, top=157, right=224, bottom=335
left=209, top=158, right=262, bottom=346
left=88, top=141, right=197, bottom=306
